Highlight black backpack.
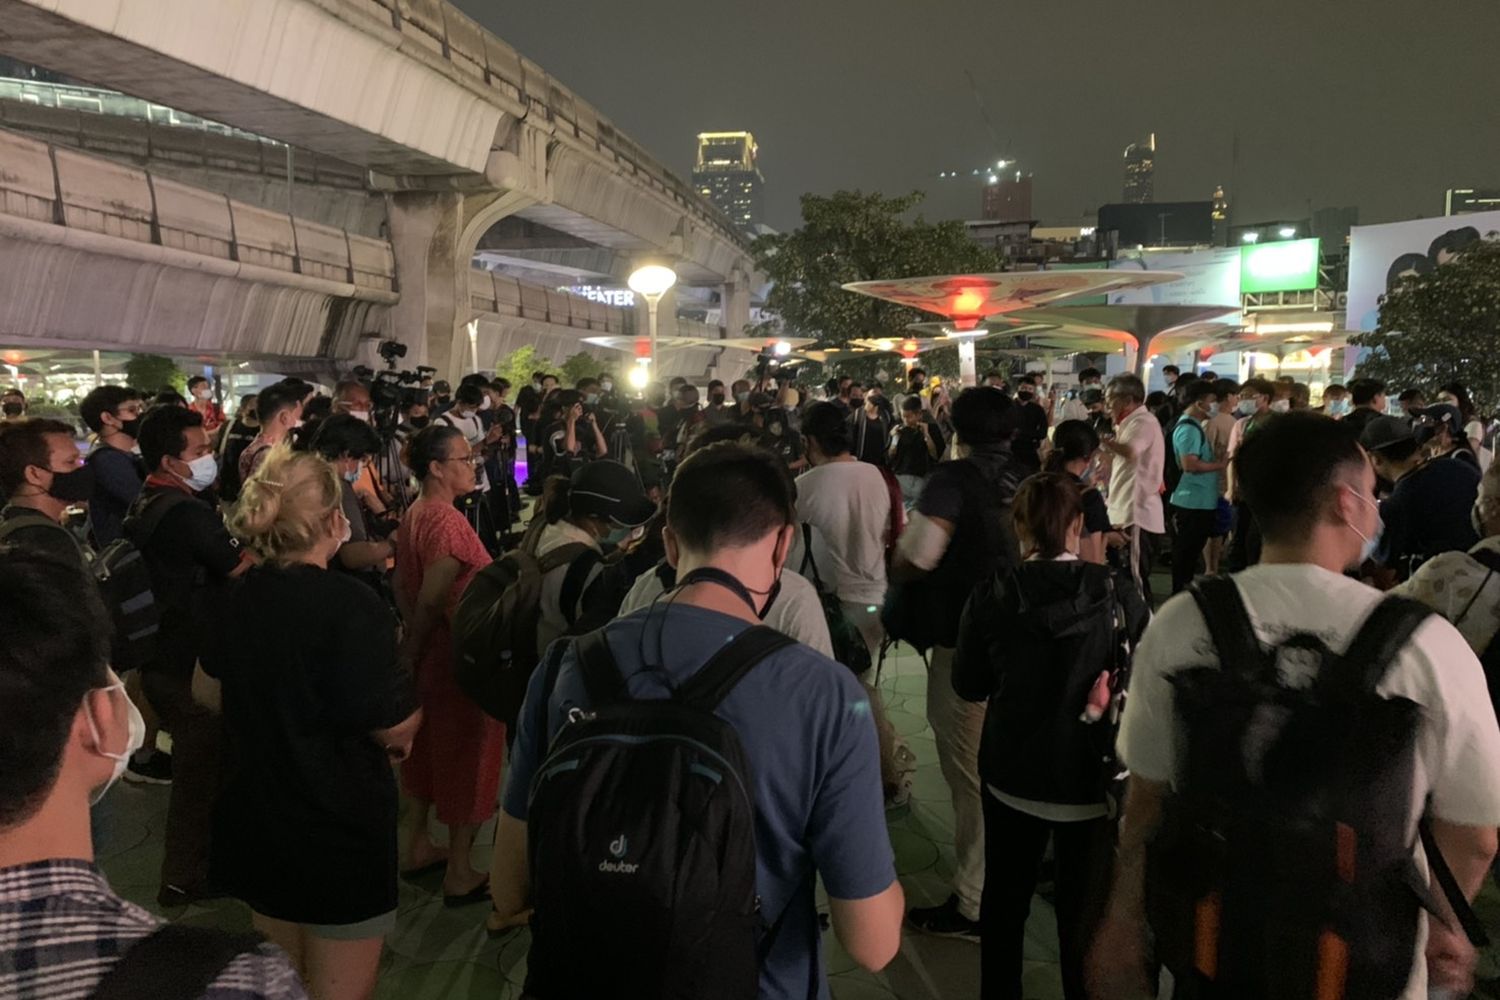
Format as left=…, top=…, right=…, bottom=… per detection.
left=1147, top=576, right=1486, bottom=1000
left=0, top=492, right=186, bottom=672
left=451, top=522, right=597, bottom=729
left=798, top=523, right=872, bottom=674
left=524, top=625, right=794, bottom=1000
left=89, top=924, right=264, bottom=1000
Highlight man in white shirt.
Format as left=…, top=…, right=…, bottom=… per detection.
left=1101, top=373, right=1165, bottom=604
left=796, top=402, right=905, bottom=802
left=1089, top=412, right=1500, bottom=1000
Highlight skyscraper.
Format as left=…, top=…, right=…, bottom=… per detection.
left=1211, top=185, right=1229, bottom=245
left=1446, top=188, right=1500, bottom=215
left=692, top=132, right=764, bottom=231
left=1123, top=134, right=1156, bottom=204
left=981, top=173, right=1033, bottom=222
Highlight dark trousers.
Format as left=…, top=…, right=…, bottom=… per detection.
left=1170, top=505, right=1217, bottom=594
left=143, top=669, right=222, bottom=893
left=980, top=795, right=1112, bottom=1000
left=1121, top=526, right=1161, bottom=608
left=1226, top=499, right=1262, bottom=572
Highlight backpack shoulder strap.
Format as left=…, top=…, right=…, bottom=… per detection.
left=536, top=541, right=592, bottom=574
left=676, top=625, right=796, bottom=712
left=1188, top=576, right=1267, bottom=680
left=559, top=548, right=604, bottom=628
left=89, top=924, right=264, bottom=1000
left=574, top=627, right=626, bottom=706
left=1330, top=595, right=1432, bottom=696
left=1468, top=547, right=1500, bottom=576
left=129, top=491, right=191, bottom=546
left=0, top=509, right=67, bottom=543
left=799, top=522, right=824, bottom=589
left=1419, top=816, right=1491, bottom=947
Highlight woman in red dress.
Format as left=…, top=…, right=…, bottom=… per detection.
left=395, top=423, right=504, bottom=905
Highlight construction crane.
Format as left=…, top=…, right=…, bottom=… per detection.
left=933, top=70, right=1020, bottom=183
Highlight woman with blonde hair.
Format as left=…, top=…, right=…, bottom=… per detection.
left=200, top=444, right=420, bottom=1000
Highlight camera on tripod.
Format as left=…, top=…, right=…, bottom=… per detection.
left=364, top=340, right=432, bottom=435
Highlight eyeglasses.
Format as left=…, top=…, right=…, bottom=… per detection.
left=442, top=454, right=484, bottom=467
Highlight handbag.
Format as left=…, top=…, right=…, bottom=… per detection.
left=800, top=523, right=873, bottom=674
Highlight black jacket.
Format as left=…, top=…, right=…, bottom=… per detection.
left=954, top=560, right=1148, bottom=805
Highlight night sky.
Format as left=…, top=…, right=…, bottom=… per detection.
left=455, top=0, right=1500, bottom=234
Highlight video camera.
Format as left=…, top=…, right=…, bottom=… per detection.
left=363, top=340, right=434, bottom=438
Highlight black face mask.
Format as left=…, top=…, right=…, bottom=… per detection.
left=2, top=403, right=23, bottom=417
left=117, top=417, right=141, bottom=439
left=46, top=464, right=96, bottom=502
left=678, top=566, right=781, bottom=620
left=408, top=416, right=431, bottom=430
left=710, top=392, right=726, bottom=405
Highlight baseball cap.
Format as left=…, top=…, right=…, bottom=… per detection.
left=1410, top=403, right=1463, bottom=448
left=748, top=391, right=775, bottom=409
left=1359, top=415, right=1416, bottom=453
left=569, top=460, right=656, bottom=527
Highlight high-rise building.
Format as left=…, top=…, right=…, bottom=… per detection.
left=981, top=173, right=1033, bottom=222
left=1446, top=188, right=1500, bottom=215
left=1123, top=134, right=1155, bottom=204
left=692, top=131, right=764, bottom=231
left=1211, top=185, right=1230, bottom=245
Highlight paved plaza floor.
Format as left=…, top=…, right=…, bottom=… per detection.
left=97, top=629, right=1500, bottom=999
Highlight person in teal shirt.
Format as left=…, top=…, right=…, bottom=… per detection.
left=1169, top=380, right=1227, bottom=593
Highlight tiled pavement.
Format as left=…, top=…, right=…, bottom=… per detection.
left=97, top=623, right=1500, bottom=999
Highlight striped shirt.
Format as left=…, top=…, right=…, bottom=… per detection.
left=0, top=860, right=307, bottom=1000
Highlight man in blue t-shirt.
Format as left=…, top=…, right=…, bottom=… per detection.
left=490, top=442, right=903, bottom=999
left=1168, top=380, right=1226, bottom=594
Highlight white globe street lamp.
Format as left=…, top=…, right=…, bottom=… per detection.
left=628, top=264, right=678, bottom=373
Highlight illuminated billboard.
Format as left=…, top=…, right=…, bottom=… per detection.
left=1347, top=211, right=1500, bottom=330
left=1239, top=238, right=1320, bottom=293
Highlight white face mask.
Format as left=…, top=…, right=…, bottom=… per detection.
left=335, top=509, right=352, bottom=546
left=1206, top=402, right=1220, bottom=418
left=601, top=381, right=613, bottom=393
left=180, top=453, right=218, bottom=492
left=1270, top=399, right=1291, bottom=414
left=83, top=681, right=146, bottom=805
left=349, top=409, right=372, bottom=424
left=479, top=396, right=493, bottom=411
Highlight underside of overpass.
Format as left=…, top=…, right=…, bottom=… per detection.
left=0, top=0, right=757, bottom=382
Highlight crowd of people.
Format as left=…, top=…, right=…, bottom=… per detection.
left=1, top=358, right=1498, bottom=1000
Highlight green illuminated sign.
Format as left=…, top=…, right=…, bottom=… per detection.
left=1240, top=238, right=1320, bottom=293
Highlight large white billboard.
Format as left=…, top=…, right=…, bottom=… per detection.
left=1347, top=211, right=1500, bottom=331
left=1106, top=247, right=1242, bottom=307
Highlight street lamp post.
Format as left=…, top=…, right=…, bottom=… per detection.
left=466, top=319, right=480, bottom=375
left=627, top=264, right=677, bottom=375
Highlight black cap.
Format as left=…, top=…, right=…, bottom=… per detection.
left=748, top=391, right=775, bottom=409
left=569, top=460, right=656, bottom=527
left=1410, top=403, right=1463, bottom=430
left=1360, top=415, right=1416, bottom=453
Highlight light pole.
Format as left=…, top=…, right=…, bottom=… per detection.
left=627, top=264, right=677, bottom=375
left=466, top=319, right=480, bottom=375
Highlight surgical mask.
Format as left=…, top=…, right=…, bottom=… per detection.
left=585, top=393, right=600, bottom=407
left=1349, top=491, right=1384, bottom=564
left=408, top=416, right=430, bottom=430
left=180, top=453, right=218, bottom=492
left=47, top=464, right=96, bottom=502
left=479, top=396, right=493, bottom=411
left=1270, top=399, right=1291, bottom=414
left=735, top=392, right=750, bottom=404
left=342, top=468, right=360, bottom=484
left=335, top=510, right=352, bottom=546
left=532, top=380, right=542, bottom=391
left=1327, top=398, right=1351, bottom=417
left=604, top=525, right=633, bottom=546
left=1207, top=402, right=1220, bottom=418
left=349, top=409, right=372, bottom=424
left=1236, top=399, right=1257, bottom=417
left=601, top=381, right=613, bottom=393
left=83, top=681, right=146, bottom=805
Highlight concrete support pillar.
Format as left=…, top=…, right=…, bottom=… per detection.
left=387, top=190, right=464, bottom=382
left=721, top=273, right=751, bottom=339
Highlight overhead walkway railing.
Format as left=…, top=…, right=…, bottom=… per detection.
left=353, top=0, right=747, bottom=248
left=0, top=127, right=396, bottom=301
left=467, top=268, right=633, bottom=337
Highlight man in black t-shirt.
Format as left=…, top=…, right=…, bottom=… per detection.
left=131, top=407, right=251, bottom=907
left=1006, top=375, right=1049, bottom=471
left=849, top=389, right=894, bottom=468
left=889, top=395, right=944, bottom=505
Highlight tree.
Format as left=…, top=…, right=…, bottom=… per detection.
left=494, top=345, right=559, bottom=392
left=124, top=353, right=185, bottom=394
left=1351, top=237, right=1500, bottom=408
left=560, top=350, right=607, bottom=387
left=751, top=190, right=1004, bottom=380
